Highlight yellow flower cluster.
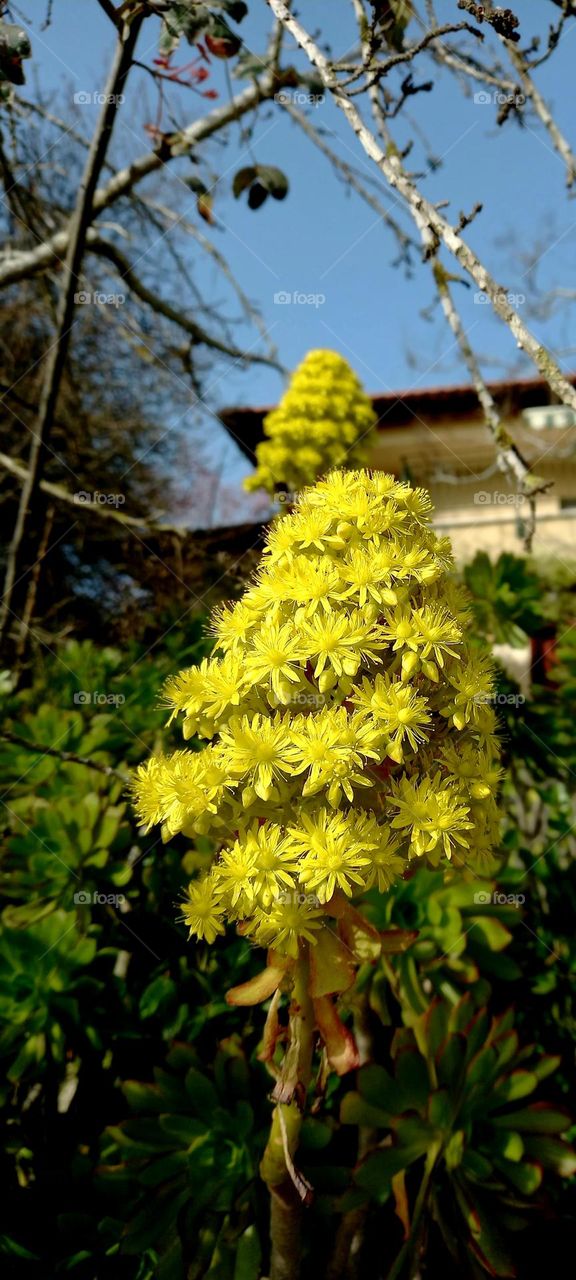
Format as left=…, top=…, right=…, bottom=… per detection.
left=244, top=349, right=377, bottom=497
left=133, top=470, right=502, bottom=956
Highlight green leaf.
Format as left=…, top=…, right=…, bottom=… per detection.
left=184, top=1067, right=219, bottom=1114
left=468, top=916, right=512, bottom=952
left=299, top=1118, right=333, bottom=1150
left=233, top=166, right=258, bottom=197
left=521, top=1136, right=576, bottom=1176
left=123, top=1081, right=164, bottom=1113
left=139, top=975, right=177, bottom=1019
left=340, top=1092, right=392, bottom=1129
left=427, top=1088, right=453, bottom=1130
left=461, top=1149, right=493, bottom=1180
left=531, top=1055, right=561, bottom=1082
left=496, top=1158, right=543, bottom=1195
left=356, top=1063, right=399, bottom=1111
left=0, top=1235, right=39, bottom=1260
left=232, top=164, right=289, bottom=209
left=255, top=165, right=289, bottom=200
left=491, top=1103, right=571, bottom=1134
left=489, top=1070, right=539, bottom=1106
left=137, top=1151, right=188, bottom=1187
left=436, top=1032, right=466, bottom=1090
left=233, top=1225, right=261, bottom=1280
left=394, top=1048, right=430, bottom=1110
left=354, top=1149, right=408, bottom=1201
left=492, top=1130, right=524, bottom=1162
left=158, top=1114, right=209, bottom=1144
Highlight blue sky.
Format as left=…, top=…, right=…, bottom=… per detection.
left=15, top=1, right=576, bottom=511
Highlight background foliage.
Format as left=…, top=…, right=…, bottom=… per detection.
left=0, top=552, right=575, bottom=1278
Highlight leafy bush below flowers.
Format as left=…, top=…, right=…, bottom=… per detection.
left=0, top=557, right=574, bottom=1278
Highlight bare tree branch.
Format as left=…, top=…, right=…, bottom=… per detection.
left=429, top=28, right=576, bottom=187
left=282, top=102, right=415, bottom=259
left=88, top=235, right=280, bottom=367
left=0, top=730, right=129, bottom=781
left=265, top=0, right=576, bottom=418
left=337, top=21, right=483, bottom=87
left=0, top=447, right=189, bottom=537
left=0, top=14, right=144, bottom=647
left=10, top=97, right=280, bottom=364
left=349, top=0, right=547, bottom=542
left=505, top=41, right=576, bottom=187
left=0, top=67, right=294, bottom=290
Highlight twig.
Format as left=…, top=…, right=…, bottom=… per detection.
left=0, top=730, right=129, bottom=781
left=282, top=102, right=414, bottom=258
left=505, top=41, right=576, bottom=187
left=9, top=98, right=280, bottom=364
left=350, top=0, right=547, bottom=551
left=96, top=0, right=121, bottom=26
left=265, top=0, right=576, bottom=417
left=0, top=67, right=296, bottom=290
left=431, top=29, right=576, bottom=186
left=0, top=14, right=144, bottom=649
left=15, top=502, right=55, bottom=663
left=338, top=21, right=483, bottom=87
left=430, top=261, right=548, bottom=551
left=0, top=447, right=189, bottom=537
left=88, top=236, right=279, bottom=367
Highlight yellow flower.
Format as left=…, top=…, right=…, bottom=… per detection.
left=364, top=829, right=405, bottom=892
left=134, top=467, right=501, bottom=953
left=389, top=773, right=473, bottom=861
left=245, top=621, right=303, bottom=702
left=247, top=822, right=300, bottom=907
left=251, top=895, right=324, bottom=957
left=285, top=706, right=381, bottom=805
left=441, top=654, right=496, bottom=729
left=182, top=876, right=226, bottom=943
left=288, top=809, right=371, bottom=902
left=245, top=349, right=377, bottom=497
left=337, top=546, right=400, bottom=607
left=216, top=838, right=259, bottom=908
left=162, top=654, right=246, bottom=737
left=132, top=749, right=223, bottom=839
left=211, top=601, right=261, bottom=654
left=299, top=609, right=385, bottom=681
left=217, top=712, right=293, bottom=801
left=352, top=674, right=431, bottom=762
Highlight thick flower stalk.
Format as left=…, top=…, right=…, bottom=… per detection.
left=133, top=468, right=501, bottom=1280
left=243, top=349, right=377, bottom=497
